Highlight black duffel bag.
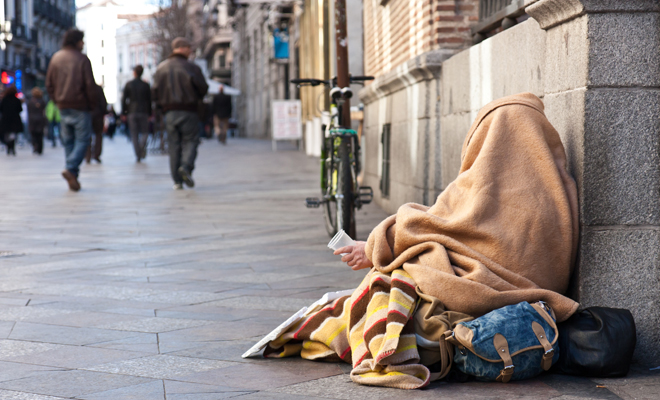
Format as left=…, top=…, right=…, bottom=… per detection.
left=553, top=307, right=636, bottom=377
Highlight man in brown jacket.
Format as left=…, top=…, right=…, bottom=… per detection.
left=46, top=29, right=96, bottom=192
left=152, top=37, right=208, bottom=190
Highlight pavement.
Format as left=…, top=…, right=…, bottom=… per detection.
left=0, top=135, right=658, bottom=399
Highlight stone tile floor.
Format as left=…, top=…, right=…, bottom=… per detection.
left=0, top=136, right=657, bottom=399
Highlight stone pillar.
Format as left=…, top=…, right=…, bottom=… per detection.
left=527, top=0, right=660, bottom=365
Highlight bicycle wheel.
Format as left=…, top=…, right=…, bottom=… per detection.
left=323, top=140, right=338, bottom=237
left=336, top=137, right=356, bottom=238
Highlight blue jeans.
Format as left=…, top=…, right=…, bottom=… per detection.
left=48, top=121, right=61, bottom=147
left=60, top=109, right=92, bottom=177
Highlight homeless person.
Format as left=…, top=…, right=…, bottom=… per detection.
left=260, top=93, right=580, bottom=389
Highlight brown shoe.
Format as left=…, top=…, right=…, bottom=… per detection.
left=61, top=170, right=81, bottom=192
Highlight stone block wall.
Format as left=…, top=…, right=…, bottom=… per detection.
left=360, top=50, right=453, bottom=214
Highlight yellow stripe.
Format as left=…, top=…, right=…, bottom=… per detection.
left=324, top=323, right=347, bottom=347
left=360, top=371, right=407, bottom=378
left=395, top=344, right=417, bottom=353
left=389, top=298, right=412, bottom=311
left=366, top=304, right=388, bottom=319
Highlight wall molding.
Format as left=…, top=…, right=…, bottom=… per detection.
left=358, top=49, right=455, bottom=105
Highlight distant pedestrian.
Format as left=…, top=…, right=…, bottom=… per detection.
left=212, top=85, right=232, bottom=144
left=105, top=105, right=117, bottom=139
left=152, top=38, right=208, bottom=190
left=0, top=86, right=24, bottom=156
left=45, top=99, right=61, bottom=147
left=46, top=28, right=97, bottom=192
left=27, top=87, right=47, bottom=155
left=85, top=84, right=107, bottom=164
left=121, top=64, right=152, bottom=162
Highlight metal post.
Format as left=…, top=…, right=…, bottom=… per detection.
left=334, top=0, right=351, bottom=128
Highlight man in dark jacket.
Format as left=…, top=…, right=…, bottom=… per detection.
left=46, top=29, right=96, bottom=192
left=152, top=37, right=208, bottom=189
left=122, top=65, right=152, bottom=162
left=212, top=85, right=232, bottom=144
left=85, top=84, right=108, bottom=163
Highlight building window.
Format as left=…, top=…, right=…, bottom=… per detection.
left=130, top=50, right=135, bottom=67
left=102, top=56, right=104, bottom=65
left=101, top=40, right=104, bottom=48
left=218, top=54, right=226, bottom=68
left=380, top=123, right=391, bottom=198
left=118, top=53, right=122, bottom=72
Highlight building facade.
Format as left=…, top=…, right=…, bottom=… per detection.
left=76, top=0, right=154, bottom=104
left=0, top=0, right=75, bottom=93
left=203, top=0, right=233, bottom=85
left=231, top=0, right=363, bottom=142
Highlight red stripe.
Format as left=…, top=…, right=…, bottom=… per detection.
left=350, top=286, right=370, bottom=310
left=375, top=349, right=395, bottom=363
left=340, top=346, right=352, bottom=359
left=294, top=296, right=349, bottom=339
left=371, top=276, right=391, bottom=286
left=387, top=309, right=409, bottom=319
left=364, top=317, right=387, bottom=336
left=392, top=277, right=415, bottom=291
left=355, top=351, right=368, bottom=367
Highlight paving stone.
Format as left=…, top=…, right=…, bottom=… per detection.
left=8, top=322, right=142, bottom=346
left=0, top=362, right=65, bottom=384
left=205, top=295, right=316, bottom=312
left=0, top=307, right=75, bottom=322
left=0, top=340, right=64, bottom=360
left=86, top=354, right=234, bottom=379
left=0, top=370, right=153, bottom=398
left=96, top=317, right=213, bottom=333
left=76, top=380, right=165, bottom=400
left=164, top=380, right=255, bottom=400
left=6, top=344, right=147, bottom=369
left=0, top=390, right=66, bottom=400
left=178, top=359, right=345, bottom=390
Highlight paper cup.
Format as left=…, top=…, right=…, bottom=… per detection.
left=328, top=229, right=356, bottom=255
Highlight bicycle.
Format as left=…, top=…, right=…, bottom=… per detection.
left=292, top=76, right=375, bottom=238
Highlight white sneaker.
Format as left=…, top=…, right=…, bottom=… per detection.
left=173, top=183, right=183, bottom=190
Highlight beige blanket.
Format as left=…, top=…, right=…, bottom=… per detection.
left=365, top=93, right=580, bottom=322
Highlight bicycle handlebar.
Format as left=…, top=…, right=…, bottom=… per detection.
left=290, top=78, right=328, bottom=87
left=291, top=75, right=375, bottom=87
left=349, top=75, right=374, bottom=82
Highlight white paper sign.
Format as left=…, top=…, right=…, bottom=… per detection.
left=242, top=288, right=355, bottom=358
left=271, top=100, right=302, bottom=140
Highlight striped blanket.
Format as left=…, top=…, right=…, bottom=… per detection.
left=264, top=269, right=432, bottom=389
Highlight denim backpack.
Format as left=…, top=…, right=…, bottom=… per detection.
left=445, top=301, right=559, bottom=382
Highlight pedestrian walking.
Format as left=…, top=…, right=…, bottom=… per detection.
left=105, top=105, right=117, bottom=139
left=152, top=38, right=208, bottom=189
left=45, top=99, right=61, bottom=147
left=121, top=65, right=152, bottom=162
left=212, top=85, right=232, bottom=144
left=0, top=86, right=24, bottom=156
left=46, top=28, right=97, bottom=192
left=85, top=83, right=107, bottom=164
left=27, top=88, right=47, bottom=155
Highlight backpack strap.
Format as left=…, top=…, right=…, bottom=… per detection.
left=493, top=333, right=514, bottom=383
left=531, top=321, right=555, bottom=371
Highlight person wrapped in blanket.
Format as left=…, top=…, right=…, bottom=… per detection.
left=263, top=93, right=580, bottom=389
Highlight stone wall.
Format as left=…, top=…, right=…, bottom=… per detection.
left=360, top=0, right=660, bottom=365
left=441, top=18, right=546, bottom=186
